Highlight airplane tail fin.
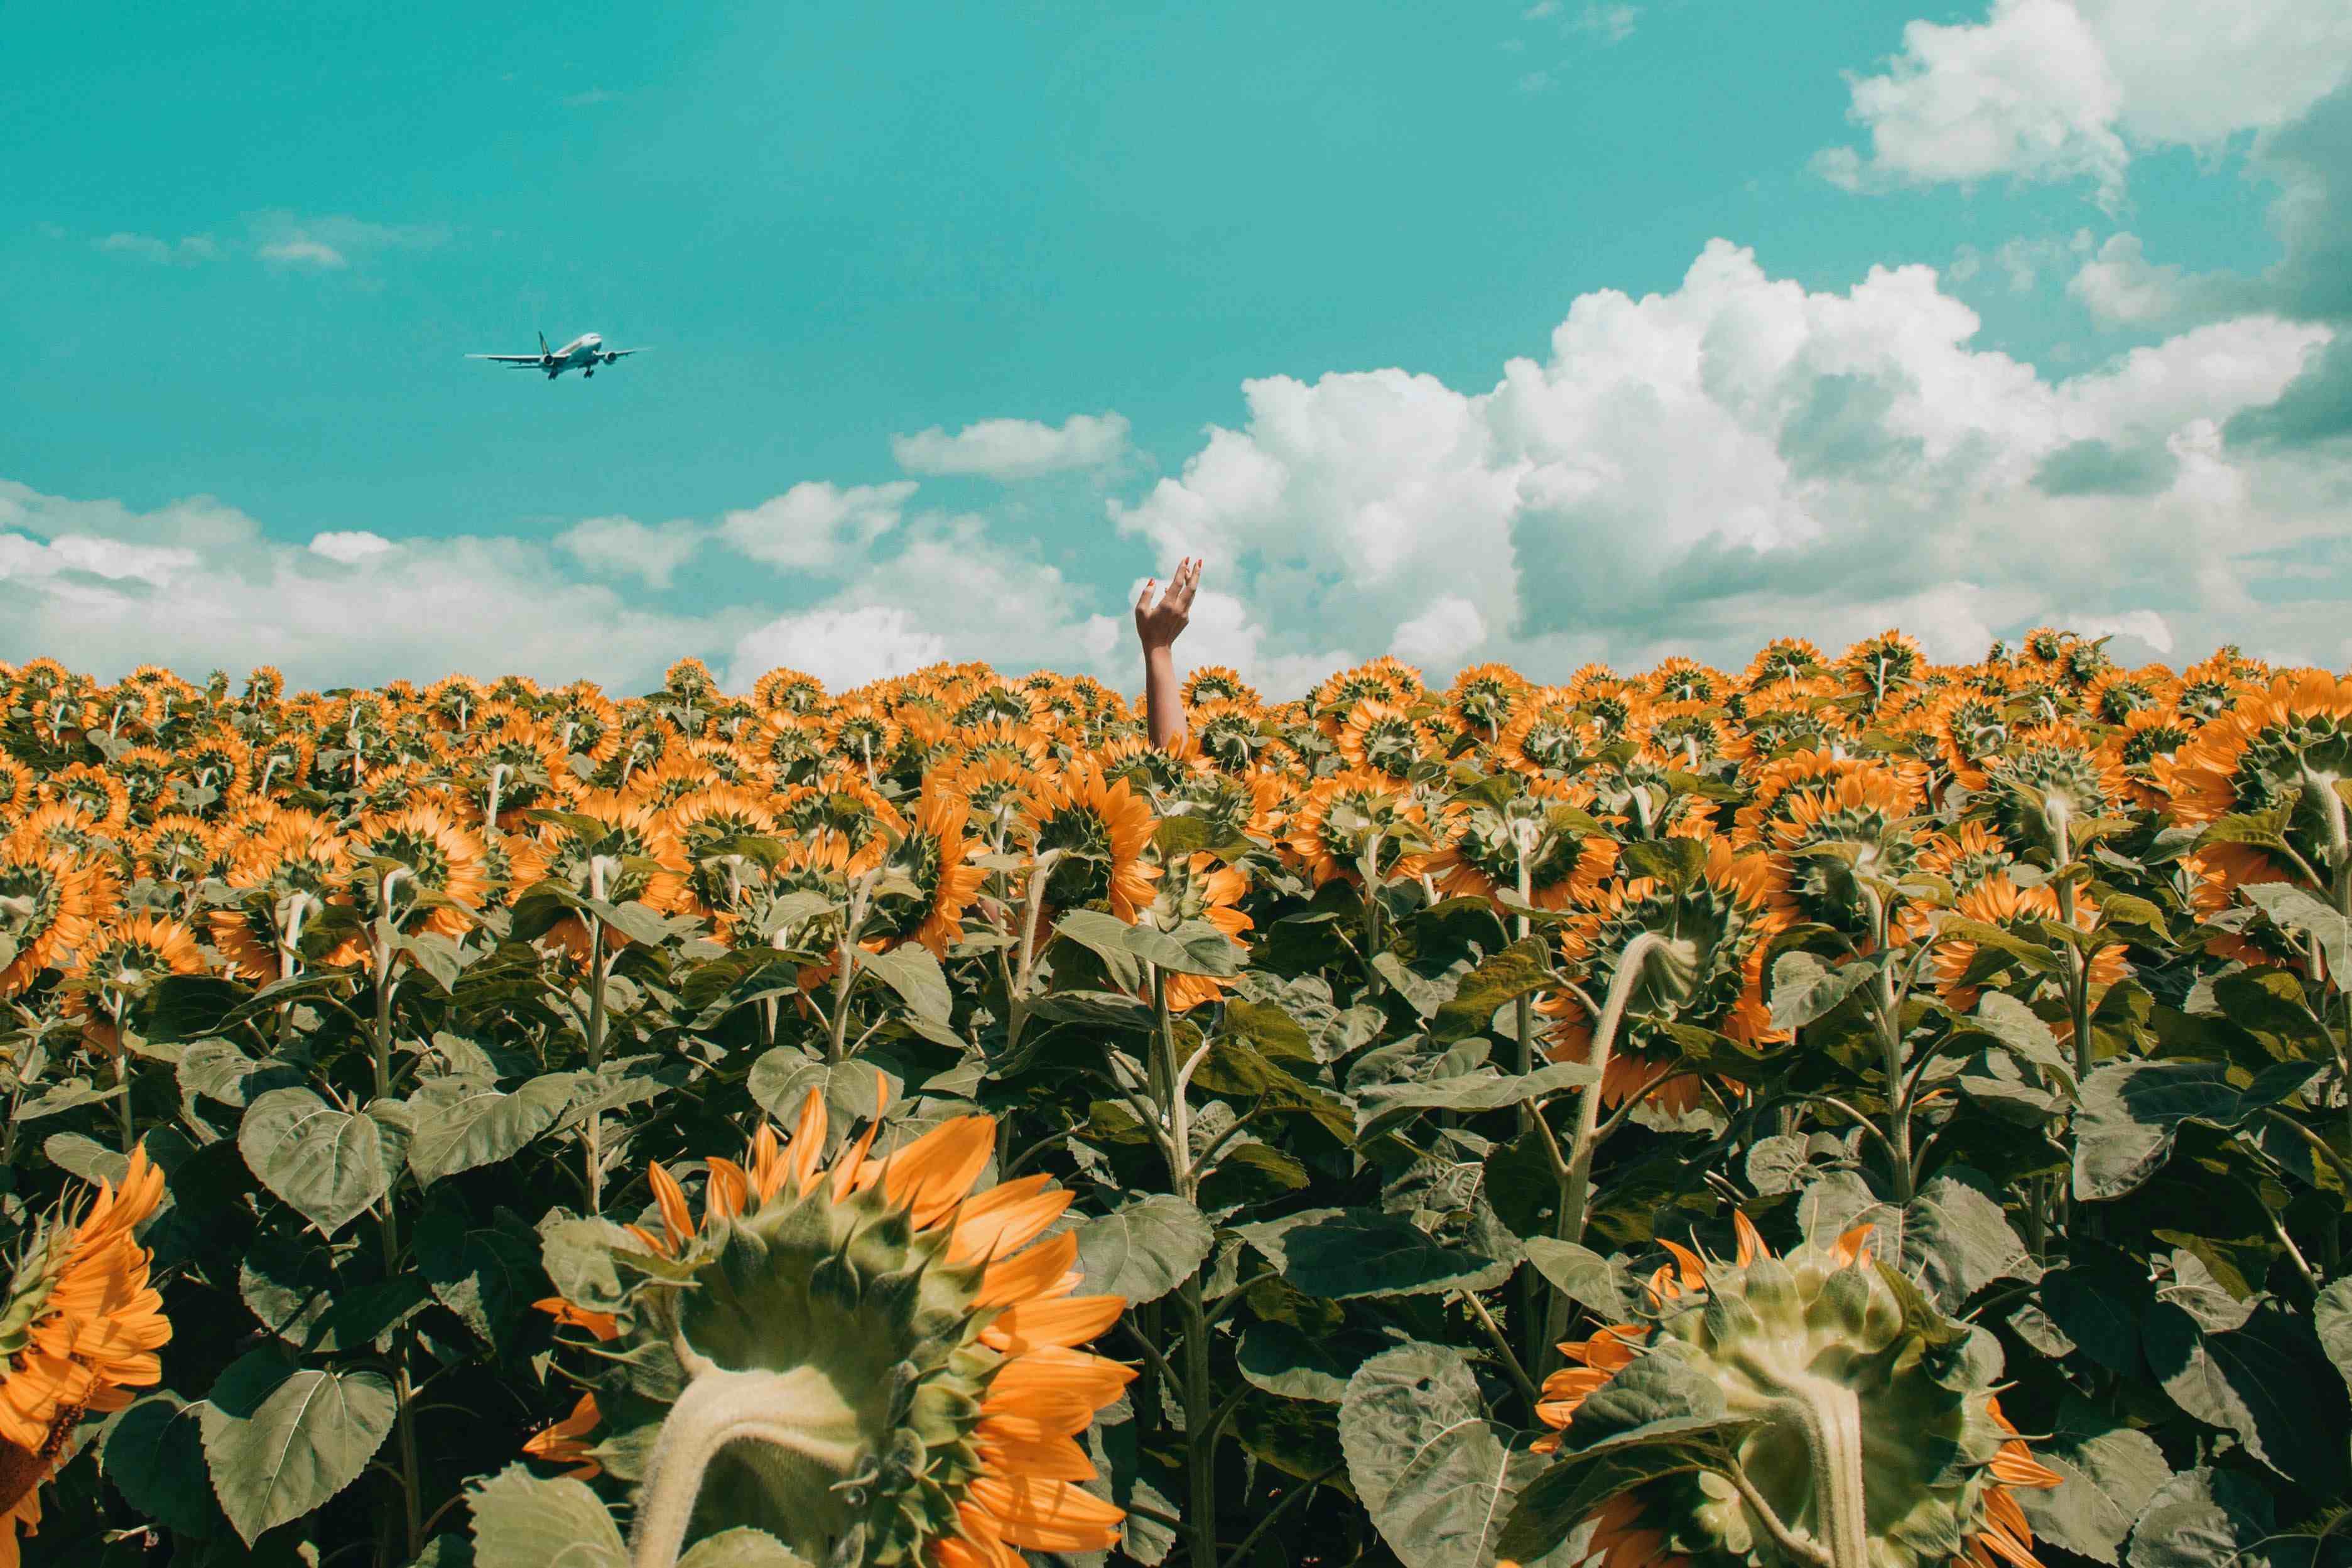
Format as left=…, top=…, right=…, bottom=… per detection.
left=539, top=330, right=551, bottom=358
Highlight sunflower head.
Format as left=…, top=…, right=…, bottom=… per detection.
left=1519, top=1218, right=2058, bottom=1568
left=1975, top=723, right=2129, bottom=858
left=2162, top=673, right=2352, bottom=880
left=533, top=1084, right=1129, bottom=1567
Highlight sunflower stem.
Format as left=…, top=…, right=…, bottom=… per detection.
left=109, top=997, right=136, bottom=1155
left=1542, top=931, right=1669, bottom=1368
left=1151, top=965, right=1220, bottom=1568
left=585, top=856, right=612, bottom=1214
left=627, top=1365, right=865, bottom=1568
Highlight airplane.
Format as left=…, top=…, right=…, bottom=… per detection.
left=467, top=330, right=647, bottom=379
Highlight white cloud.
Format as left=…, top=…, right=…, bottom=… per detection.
left=309, top=531, right=396, bottom=563
left=1814, top=0, right=2128, bottom=206
left=557, top=516, right=702, bottom=588
left=2066, top=232, right=2253, bottom=327
left=97, top=232, right=215, bottom=266
left=0, top=485, right=744, bottom=691
left=729, top=605, right=948, bottom=693
left=2069, top=607, right=2174, bottom=654
left=1566, top=4, right=1639, bottom=43
left=1392, top=597, right=1488, bottom=668
left=1816, top=0, right=2352, bottom=204
left=1113, top=238, right=2345, bottom=682
left=890, top=413, right=1131, bottom=479
left=247, top=212, right=447, bottom=271
left=259, top=239, right=348, bottom=269
left=718, top=480, right=918, bottom=570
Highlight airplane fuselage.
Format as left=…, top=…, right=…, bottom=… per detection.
left=549, top=333, right=606, bottom=377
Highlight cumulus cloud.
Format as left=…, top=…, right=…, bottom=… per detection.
left=0, top=483, right=742, bottom=693
left=1112, top=239, right=2344, bottom=681
left=308, top=531, right=396, bottom=563
left=1816, top=0, right=2352, bottom=205
left=1393, top=597, right=1488, bottom=668
left=729, top=605, right=947, bottom=693
left=557, top=516, right=703, bottom=588
left=718, top=480, right=918, bottom=570
left=890, top=413, right=1131, bottom=479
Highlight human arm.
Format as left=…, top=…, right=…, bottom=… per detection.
left=1134, top=556, right=1201, bottom=750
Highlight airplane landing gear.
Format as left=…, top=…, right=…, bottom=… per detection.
left=584, top=369, right=595, bottom=378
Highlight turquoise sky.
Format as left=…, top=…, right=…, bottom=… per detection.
left=1, top=1, right=2340, bottom=690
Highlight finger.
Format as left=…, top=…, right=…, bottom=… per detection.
left=1135, top=577, right=1156, bottom=612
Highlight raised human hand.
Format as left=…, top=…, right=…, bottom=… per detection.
left=1134, top=557, right=1201, bottom=652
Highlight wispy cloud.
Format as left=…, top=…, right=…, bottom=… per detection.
left=1566, top=4, right=1639, bottom=42
left=94, top=232, right=217, bottom=266
left=248, top=211, right=448, bottom=271
left=561, top=87, right=621, bottom=108
left=891, top=413, right=1131, bottom=479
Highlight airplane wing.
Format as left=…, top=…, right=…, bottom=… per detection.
left=602, top=347, right=648, bottom=358
left=468, top=354, right=550, bottom=365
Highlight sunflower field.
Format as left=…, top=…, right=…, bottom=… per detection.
left=0, top=631, right=2347, bottom=1568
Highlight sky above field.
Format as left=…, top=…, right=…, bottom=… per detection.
left=4, top=0, right=2350, bottom=696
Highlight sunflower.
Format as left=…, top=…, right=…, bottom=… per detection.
left=2159, top=671, right=2352, bottom=893
left=0, top=760, right=28, bottom=822
left=1837, top=630, right=1926, bottom=711
left=0, top=848, right=102, bottom=1000
left=1132, top=849, right=1255, bottom=1011
left=1733, top=752, right=1928, bottom=945
left=1932, top=874, right=2128, bottom=1029
left=1022, top=765, right=1159, bottom=922
left=39, top=764, right=129, bottom=833
left=460, top=718, right=577, bottom=824
left=1286, top=769, right=1432, bottom=888
left=529, top=1079, right=1130, bottom=1567
left=777, top=776, right=908, bottom=874
left=1645, top=657, right=1723, bottom=706
left=1929, top=689, right=2013, bottom=792
left=869, top=785, right=989, bottom=957
left=1537, top=836, right=1793, bottom=1113
left=1734, top=677, right=1851, bottom=761
left=827, top=703, right=902, bottom=774
left=526, top=793, right=691, bottom=957
left=664, top=786, right=784, bottom=924
left=1443, top=662, right=1530, bottom=739
left=752, top=666, right=828, bottom=716
left=345, top=801, right=490, bottom=941
left=1313, top=664, right=1414, bottom=737
left=1514, top=1217, right=2059, bottom=1568
left=131, top=813, right=223, bottom=886
left=1185, top=700, right=1267, bottom=775
left=1633, top=701, right=1746, bottom=774
left=1742, top=637, right=1828, bottom=689
left=2098, top=705, right=2198, bottom=808
left=1183, top=665, right=1260, bottom=706
left=1915, top=821, right=2020, bottom=896
left=247, top=732, right=316, bottom=798
left=548, top=685, right=626, bottom=764
left=1973, top=723, right=2131, bottom=857
left=1490, top=691, right=1596, bottom=777
left=943, top=756, right=1046, bottom=852
left=627, top=750, right=725, bottom=818
left=1430, top=781, right=1618, bottom=913
left=60, top=914, right=205, bottom=1056
left=0, top=1145, right=172, bottom=1568
left=1336, top=699, right=1441, bottom=781
left=2080, top=666, right=2169, bottom=726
